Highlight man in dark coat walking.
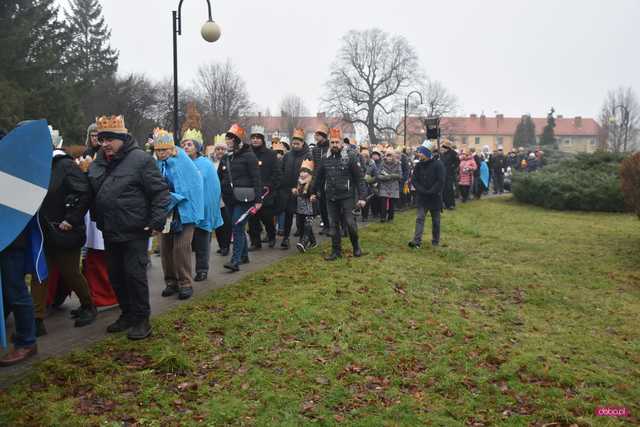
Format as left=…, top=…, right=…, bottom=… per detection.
left=311, top=124, right=331, bottom=235
left=247, top=125, right=281, bottom=250
left=310, top=128, right=366, bottom=261
left=440, top=141, right=459, bottom=209
left=489, top=147, right=507, bottom=194
left=88, top=115, right=170, bottom=340
left=280, top=128, right=311, bottom=249
left=409, top=144, right=445, bottom=248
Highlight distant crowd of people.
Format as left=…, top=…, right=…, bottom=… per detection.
left=0, top=116, right=544, bottom=366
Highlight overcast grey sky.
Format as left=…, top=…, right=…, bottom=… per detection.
left=72, top=0, right=640, bottom=119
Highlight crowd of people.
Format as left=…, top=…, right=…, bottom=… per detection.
left=0, top=115, right=545, bottom=366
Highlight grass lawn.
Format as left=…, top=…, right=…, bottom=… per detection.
left=1, top=197, right=639, bottom=426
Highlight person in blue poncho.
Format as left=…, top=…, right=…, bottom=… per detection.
left=181, top=129, right=223, bottom=282
left=154, top=129, right=204, bottom=300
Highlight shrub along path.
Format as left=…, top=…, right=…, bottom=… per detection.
left=1, top=198, right=639, bottom=426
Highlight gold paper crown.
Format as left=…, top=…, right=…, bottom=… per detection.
left=95, top=115, right=127, bottom=134
left=292, top=128, right=305, bottom=141
left=213, top=134, right=226, bottom=146
left=329, top=127, right=342, bottom=142
left=300, top=159, right=315, bottom=172
left=315, top=124, right=329, bottom=135
left=152, top=128, right=175, bottom=150
left=182, top=128, right=203, bottom=144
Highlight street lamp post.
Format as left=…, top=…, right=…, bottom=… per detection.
left=403, top=91, right=423, bottom=148
left=172, top=0, right=221, bottom=137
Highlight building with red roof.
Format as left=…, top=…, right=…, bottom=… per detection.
left=400, top=114, right=602, bottom=153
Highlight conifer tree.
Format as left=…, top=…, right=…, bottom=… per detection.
left=65, top=0, right=118, bottom=85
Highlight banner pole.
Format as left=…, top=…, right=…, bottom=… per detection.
left=0, top=265, right=7, bottom=349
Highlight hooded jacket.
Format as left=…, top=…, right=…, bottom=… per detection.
left=88, top=137, right=170, bottom=243
left=157, top=147, right=204, bottom=226
left=192, top=155, right=223, bottom=232
left=39, top=150, right=92, bottom=248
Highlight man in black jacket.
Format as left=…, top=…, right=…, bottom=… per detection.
left=440, top=142, right=460, bottom=209
left=218, top=124, right=262, bottom=272
left=490, top=147, right=506, bottom=194
left=311, top=128, right=366, bottom=261
left=32, top=147, right=95, bottom=334
left=248, top=125, right=281, bottom=250
left=280, top=128, right=311, bottom=249
left=311, top=124, right=331, bottom=235
left=409, top=145, right=445, bottom=248
left=88, top=115, right=169, bottom=340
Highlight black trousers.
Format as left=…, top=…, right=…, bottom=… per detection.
left=248, top=206, right=276, bottom=245
left=297, top=214, right=316, bottom=246
left=460, top=185, right=471, bottom=202
left=443, top=174, right=456, bottom=208
left=104, top=238, right=150, bottom=322
left=215, top=205, right=232, bottom=251
left=192, top=228, right=211, bottom=274
left=319, top=189, right=330, bottom=229
left=284, top=207, right=303, bottom=239
left=493, top=172, right=505, bottom=194
left=327, top=197, right=359, bottom=253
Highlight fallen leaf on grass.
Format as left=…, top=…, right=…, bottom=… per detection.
left=393, top=284, right=406, bottom=295
left=315, top=376, right=330, bottom=385
left=177, top=382, right=198, bottom=392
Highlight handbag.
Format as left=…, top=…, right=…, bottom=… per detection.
left=44, top=217, right=86, bottom=249
left=226, top=157, right=256, bottom=203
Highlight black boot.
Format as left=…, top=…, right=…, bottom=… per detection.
left=106, top=315, right=134, bottom=333
left=220, top=247, right=230, bottom=256
left=178, top=287, right=193, bottom=300
left=35, top=318, right=47, bottom=337
left=224, top=262, right=240, bottom=272
left=127, top=318, right=152, bottom=340
left=267, top=237, right=277, bottom=248
left=194, top=272, right=207, bottom=282
left=241, top=255, right=250, bottom=264
left=161, top=284, right=179, bottom=297
left=325, top=251, right=342, bottom=261
left=296, top=233, right=309, bottom=253
left=280, top=238, right=289, bottom=249
left=350, top=233, right=362, bottom=257
left=74, top=305, right=97, bottom=327
left=308, top=231, right=318, bottom=249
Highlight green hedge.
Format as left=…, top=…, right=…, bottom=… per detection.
left=512, top=152, right=626, bottom=212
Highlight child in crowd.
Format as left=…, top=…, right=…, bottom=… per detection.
left=293, top=159, right=317, bottom=252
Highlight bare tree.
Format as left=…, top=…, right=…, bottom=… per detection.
left=280, top=94, right=308, bottom=136
left=418, top=80, right=459, bottom=117
left=600, top=86, right=639, bottom=152
left=323, top=28, right=421, bottom=146
left=195, top=59, right=252, bottom=138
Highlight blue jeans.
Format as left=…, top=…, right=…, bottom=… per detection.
left=231, top=203, right=251, bottom=264
left=277, top=212, right=285, bottom=232
left=0, top=248, right=36, bottom=348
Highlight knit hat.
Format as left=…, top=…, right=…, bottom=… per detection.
left=96, top=115, right=128, bottom=141
left=85, top=123, right=98, bottom=146
left=416, top=145, right=432, bottom=159
left=153, top=128, right=175, bottom=150
left=421, top=140, right=433, bottom=151
left=292, top=128, right=305, bottom=141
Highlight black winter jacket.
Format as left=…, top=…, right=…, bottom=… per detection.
left=88, top=138, right=170, bottom=243
left=441, top=149, right=460, bottom=178
left=218, top=144, right=262, bottom=207
left=311, top=142, right=329, bottom=168
left=411, top=158, right=445, bottom=210
left=490, top=153, right=507, bottom=175
left=39, top=151, right=92, bottom=248
left=252, top=144, right=281, bottom=207
left=311, top=149, right=366, bottom=202
left=281, top=145, right=311, bottom=190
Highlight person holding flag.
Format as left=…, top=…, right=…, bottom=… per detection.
left=218, top=124, right=262, bottom=272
